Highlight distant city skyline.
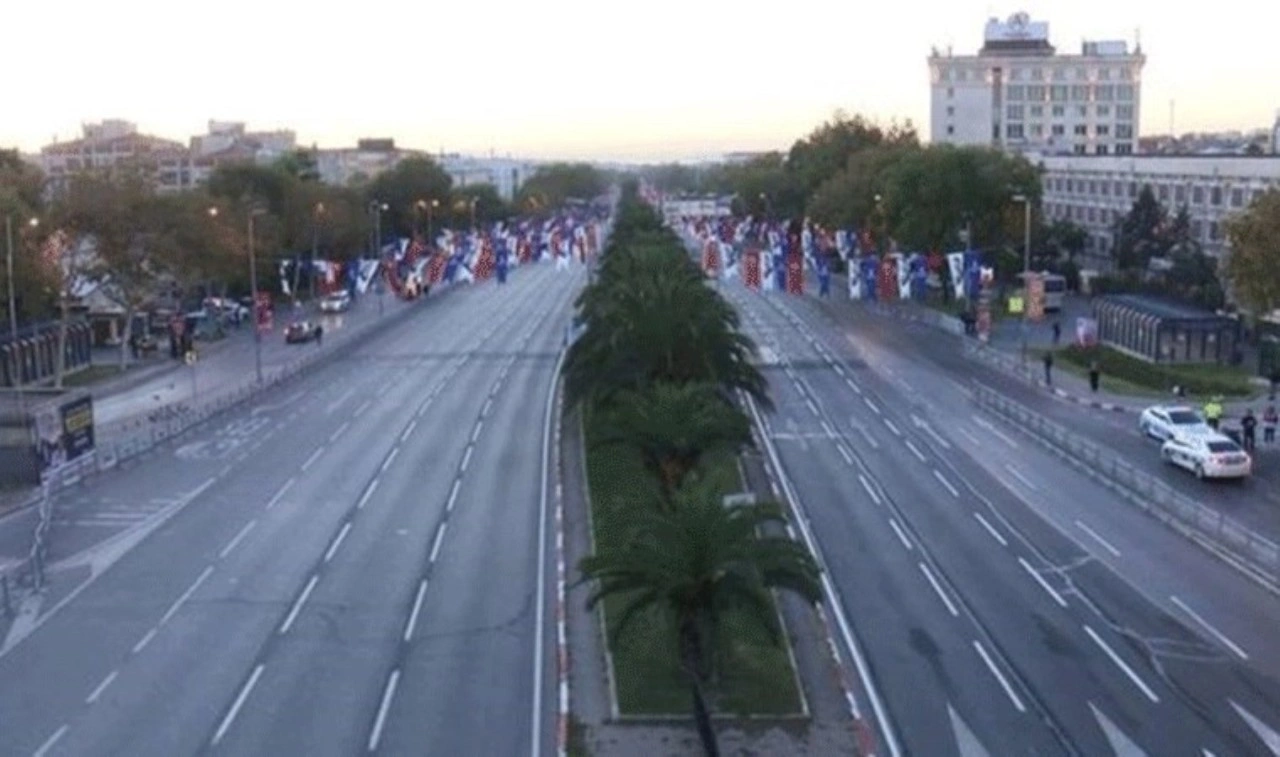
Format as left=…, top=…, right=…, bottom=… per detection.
left=3, top=0, right=1276, bottom=163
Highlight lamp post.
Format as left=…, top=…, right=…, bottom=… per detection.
left=310, top=202, right=325, bottom=302
left=1012, top=193, right=1033, bottom=364
left=6, top=214, right=38, bottom=414
left=369, top=201, right=388, bottom=316
left=469, top=197, right=479, bottom=231
left=246, top=207, right=267, bottom=384
left=428, top=198, right=438, bottom=241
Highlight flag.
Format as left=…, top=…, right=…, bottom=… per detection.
left=743, top=248, right=761, bottom=292
left=786, top=252, right=804, bottom=295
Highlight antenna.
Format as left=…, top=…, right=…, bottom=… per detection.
left=1169, top=100, right=1175, bottom=139
left=1135, top=26, right=1142, bottom=51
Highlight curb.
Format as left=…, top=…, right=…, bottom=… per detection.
left=552, top=383, right=570, bottom=757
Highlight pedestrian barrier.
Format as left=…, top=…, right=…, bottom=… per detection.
left=971, top=382, right=1280, bottom=591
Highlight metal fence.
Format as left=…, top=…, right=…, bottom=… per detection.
left=971, top=382, right=1279, bottom=590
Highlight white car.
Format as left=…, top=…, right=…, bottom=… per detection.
left=1139, top=405, right=1212, bottom=441
left=1160, top=431, right=1252, bottom=480
left=319, top=292, right=351, bottom=313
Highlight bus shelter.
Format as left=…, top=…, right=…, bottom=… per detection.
left=1092, top=294, right=1239, bottom=365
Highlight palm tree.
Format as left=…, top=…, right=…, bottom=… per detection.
left=578, top=480, right=822, bottom=757
left=595, top=382, right=752, bottom=507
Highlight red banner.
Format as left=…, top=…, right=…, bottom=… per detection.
left=254, top=292, right=273, bottom=333
left=786, top=253, right=804, bottom=295
left=475, top=243, right=495, bottom=282
left=517, top=240, right=532, bottom=265
left=743, top=249, right=761, bottom=292
left=702, top=241, right=720, bottom=277
left=426, top=252, right=447, bottom=285
left=876, top=257, right=899, bottom=301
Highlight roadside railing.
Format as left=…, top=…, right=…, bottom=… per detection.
left=971, top=382, right=1280, bottom=590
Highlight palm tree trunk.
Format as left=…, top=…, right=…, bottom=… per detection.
left=680, top=620, right=719, bottom=757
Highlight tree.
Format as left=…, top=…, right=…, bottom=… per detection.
left=1224, top=188, right=1280, bottom=317
left=1113, top=184, right=1168, bottom=272
left=206, top=163, right=293, bottom=217
left=578, top=479, right=822, bottom=757
left=595, top=382, right=752, bottom=505
left=0, top=152, right=53, bottom=323
left=807, top=144, right=913, bottom=232
left=364, top=156, right=453, bottom=238
left=448, top=184, right=512, bottom=227
left=705, top=153, right=804, bottom=221
left=1042, top=220, right=1087, bottom=263
left=516, top=163, right=607, bottom=209
left=273, top=149, right=321, bottom=183
left=786, top=111, right=918, bottom=197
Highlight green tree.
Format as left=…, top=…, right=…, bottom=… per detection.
left=706, top=154, right=803, bottom=221
left=1224, top=188, right=1280, bottom=317
left=595, top=382, right=752, bottom=505
left=206, top=163, right=293, bottom=217
left=579, top=479, right=822, bottom=757
left=1113, top=184, right=1169, bottom=272
left=516, top=162, right=607, bottom=209
left=807, top=143, right=914, bottom=232
left=786, top=111, right=918, bottom=197
left=364, top=156, right=454, bottom=238
left=448, top=184, right=512, bottom=227
left=273, top=149, right=321, bottom=183
left=1042, top=219, right=1088, bottom=263
left=0, top=151, right=53, bottom=323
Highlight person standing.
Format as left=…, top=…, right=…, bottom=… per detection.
left=1088, top=360, right=1101, bottom=393
left=1042, top=351, right=1054, bottom=386
left=314, top=323, right=324, bottom=346
left=1204, top=397, right=1224, bottom=430
left=1240, top=409, right=1257, bottom=453
left=1263, top=405, right=1278, bottom=444
left=1052, top=321, right=1062, bottom=346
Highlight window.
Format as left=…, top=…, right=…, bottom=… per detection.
left=1076, top=105, right=1088, bottom=118
left=1175, top=185, right=1186, bottom=203
left=1117, top=84, right=1134, bottom=100
left=1210, top=186, right=1222, bottom=206
left=946, top=105, right=955, bottom=116
left=1129, top=182, right=1137, bottom=197
left=1096, top=145, right=1109, bottom=155
left=1006, top=85, right=1025, bottom=100
left=1088, top=207, right=1097, bottom=222
left=1158, top=185, right=1169, bottom=202
left=1052, top=124, right=1065, bottom=136
left=1052, top=68, right=1067, bottom=81
left=1006, top=104, right=1024, bottom=120
left=1074, top=144, right=1088, bottom=154
left=1193, top=186, right=1205, bottom=204
left=1231, top=188, right=1244, bottom=207
left=1050, top=85, right=1068, bottom=101
left=1075, top=66, right=1088, bottom=80
left=1066, top=179, right=1074, bottom=193
left=1098, top=68, right=1112, bottom=80
left=993, top=124, right=1001, bottom=140
left=1052, top=105, right=1066, bottom=117
left=1029, top=105, right=1044, bottom=117
left=1096, top=105, right=1111, bottom=117
left=1116, top=123, right=1133, bottom=139
left=947, top=87, right=955, bottom=98
left=1095, top=124, right=1110, bottom=136
left=1089, top=180, right=1099, bottom=194
left=1073, top=124, right=1088, bottom=135
left=1192, top=220, right=1204, bottom=240
left=1209, top=221, right=1221, bottom=241
left=1116, top=104, right=1133, bottom=120
left=1027, top=85, right=1046, bottom=101
left=946, top=124, right=955, bottom=135
left=1009, top=68, right=1023, bottom=81
left=1071, top=85, right=1090, bottom=101
left=1120, top=67, right=1132, bottom=81
left=1095, top=84, right=1115, bottom=101
left=1101, top=181, right=1110, bottom=195
left=1030, top=123, right=1043, bottom=136
left=1007, top=123, right=1025, bottom=139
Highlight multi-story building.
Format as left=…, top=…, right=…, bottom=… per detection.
left=314, top=138, right=425, bottom=187
left=190, top=120, right=296, bottom=163
left=437, top=154, right=534, bottom=202
left=40, top=120, right=200, bottom=194
left=1272, top=111, right=1280, bottom=154
left=1037, top=153, right=1280, bottom=268
left=929, top=12, right=1145, bottom=157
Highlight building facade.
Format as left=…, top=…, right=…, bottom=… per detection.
left=40, top=120, right=199, bottom=194
left=437, top=155, right=534, bottom=202
left=314, top=139, right=425, bottom=187
left=1037, top=154, right=1280, bottom=267
left=929, top=13, right=1145, bottom=157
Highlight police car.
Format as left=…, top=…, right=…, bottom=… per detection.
left=1160, top=429, right=1252, bottom=480
left=1138, top=405, right=1212, bottom=441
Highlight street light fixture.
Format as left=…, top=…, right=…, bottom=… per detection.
left=6, top=214, right=39, bottom=414
left=369, top=201, right=388, bottom=316
left=1012, top=193, right=1033, bottom=364
left=247, top=207, right=268, bottom=384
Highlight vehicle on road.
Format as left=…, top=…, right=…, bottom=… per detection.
left=319, top=291, right=352, bottom=313
left=284, top=321, right=321, bottom=344
left=1139, top=404, right=1213, bottom=441
left=1160, top=430, right=1252, bottom=479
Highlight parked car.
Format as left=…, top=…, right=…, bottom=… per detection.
left=1139, top=405, right=1212, bottom=441
left=319, top=292, right=351, bottom=314
left=285, top=321, right=321, bottom=344
left=1160, top=430, right=1252, bottom=480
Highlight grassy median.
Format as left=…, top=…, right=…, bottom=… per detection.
left=582, top=406, right=804, bottom=717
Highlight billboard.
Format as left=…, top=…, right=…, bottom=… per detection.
left=34, top=393, right=95, bottom=479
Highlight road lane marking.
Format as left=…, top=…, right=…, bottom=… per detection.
left=914, top=416, right=952, bottom=449
left=973, top=416, right=1018, bottom=448
left=1004, top=464, right=1039, bottom=491
left=864, top=397, right=881, bottom=414
left=219, top=521, right=257, bottom=559
left=460, top=445, right=473, bottom=473
left=1228, top=700, right=1280, bottom=754
left=367, top=669, right=401, bottom=752
left=821, top=420, right=836, bottom=437
left=33, top=725, right=69, bottom=757
left=973, top=512, right=1008, bottom=547
left=446, top=479, right=462, bottom=512
left=834, top=364, right=846, bottom=377
left=805, top=398, right=820, bottom=416
left=919, top=562, right=958, bottom=616
left=957, top=427, right=983, bottom=447
left=855, top=423, right=880, bottom=450
left=403, top=579, right=429, bottom=642
left=973, top=641, right=1026, bottom=713
left=836, top=444, right=853, bottom=464
left=328, top=421, right=351, bottom=444
left=354, top=399, right=373, bottom=417
left=1018, top=557, right=1067, bottom=608
left=324, top=523, right=353, bottom=563
left=904, top=439, right=926, bottom=462
left=301, top=446, right=325, bottom=472
left=400, top=420, right=417, bottom=443
left=1075, top=520, right=1121, bottom=557
left=889, top=519, right=912, bottom=550
left=883, top=419, right=901, bottom=436
left=845, top=378, right=863, bottom=395
left=161, top=565, right=215, bottom=624
left=279, top=575, right=319, bottom=635
left=1084, top=625, right=1160, bottom=703
left=482, top=397, right=494, bottom=416
left=858, top=474, right=882, bottom=506
left=1170, top=596, right=1249, bottom=661
left=471, top=421, right=484, bottom=443
left=933, top=469, right=960, bottom=498
left=357, top=479, right=379, bottom=510
left=429, top=523, right=449, bottom=562
left=131, top=628, right=157, bottom=654
left=380, top=447, right=399, bottom=473
left=86, top=670, right=118, bottom=704
left=212, top=664, right=265, bottom=746
left=326, top=387, right=356, bottom=414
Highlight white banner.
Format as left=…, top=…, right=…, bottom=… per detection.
left=947, top=252, right=966, bottom=300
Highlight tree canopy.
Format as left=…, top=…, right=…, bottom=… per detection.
left=364, top=156, right=454, bottom=239
left=1224, top=188, right=1280, bottom=317
left=517, top=163, right=607, bottom=210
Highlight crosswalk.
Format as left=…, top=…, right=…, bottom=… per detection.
left=51, top=496, right=182, bottom=529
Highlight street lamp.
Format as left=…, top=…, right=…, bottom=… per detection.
left=428, top=198, right=438, bottom=241
left=469, top=197, right=479, bottom=231
left=6, top=214, right=38, bottom=414
left=1012, top=193, right=1033, bottom=364
left=369, top=201, right=388, bottom=316
left=245, top=207, right=268, bottom=385
left=310, top=202, right=325, bottom=302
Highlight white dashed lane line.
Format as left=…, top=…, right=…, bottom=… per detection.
left=33, top=724, right=69, bottom=757
left=300, top=446, right=325, bottom=472
left=932, top=469, right=960, bottom=498
left=380, top=447, right=399, bottom=473
left=973, top=512, right=1009, bottom=547
left=1170, top=596, right=1249, bottom=661
left=357, top=479, right=379, bottom=510
left=1018, top=557, right=1067, bottom=608
left=279, top=575, right=319, bottom=635
left=904, top=439, right=926, bottom=462
left=218, top=521, right=257, bottom=559
left=1075, top=520, right=1121, bottom=557
left=85, top=670, right=118, bottom=704
left=211, top=664, right=265, bottom=746
left=324, top=522, right=353, bottom=563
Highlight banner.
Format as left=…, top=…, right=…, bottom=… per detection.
left=254, top=292, right=273, bottom=333
left=34, top=393, right=95, bottom=479
left=946, top=252, right=965, bottom=300
left=743, top=248, right=761, bottom=291
left=786, top=253, right=804, bottom=295
left=876, top=256, right=899, bottom=302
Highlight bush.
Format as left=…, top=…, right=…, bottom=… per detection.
left=1059, top=344, right=1253, bottom=397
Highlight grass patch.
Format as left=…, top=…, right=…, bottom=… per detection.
left=58, top=364, right=131, bottom=388
left=1056, top=344, right=1255, bottom=398
left=581, top=406, right=803, bottom=717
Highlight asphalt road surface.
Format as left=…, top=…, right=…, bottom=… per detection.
left=0, top=262, right=580, bottom=757
left=719, top=280, right=1280, bottom=757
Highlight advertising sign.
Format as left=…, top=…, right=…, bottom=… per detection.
left=34, top=394, right=95, bottom=478
left=1026, top=273, right=1046, bottom=322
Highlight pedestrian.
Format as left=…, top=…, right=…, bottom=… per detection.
left=1204, top=396, right=1224, bottom=430
left=314, top=323, right=324, bottom=346
left=1042, top=351, right=1054, bottom=386
left=1240, top=409, right=1257, bottom=453
left=1088, top=360, right=1100, bottom=393
left=1264, top=405, right=1278, bottom=444
left=1052, top=321, right=1061, bottom=346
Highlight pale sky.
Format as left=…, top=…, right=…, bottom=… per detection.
left=3, top=0, right=1277, bottom=162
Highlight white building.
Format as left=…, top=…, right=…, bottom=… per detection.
left=315, top=139, right=424, bottom=187
left=1037, top=154, right=1280, bottom=267
left=190, top=120, right=295, bottom=163
left=438, top=155, right=535, bottom=202
left=41, top=120, right=198, bottom=194
left=929, top=12, right=1145, bottom=157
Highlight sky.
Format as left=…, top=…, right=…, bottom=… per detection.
left=3, top=0, right=1277, bottom=163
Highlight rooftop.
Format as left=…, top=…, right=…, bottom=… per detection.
left=1097, top=294, right=1236, bottom=324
